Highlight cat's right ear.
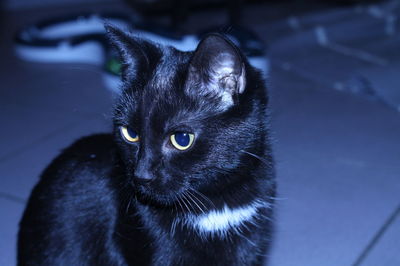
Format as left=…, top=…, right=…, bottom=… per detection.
left=187, top=34, right=246, bottom=109
left=105, top=24, right=149, bottom=83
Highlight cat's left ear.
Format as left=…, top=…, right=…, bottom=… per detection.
left=105, top=24, right=151, bottom=83
left=187, top=34, right=246, bottom=106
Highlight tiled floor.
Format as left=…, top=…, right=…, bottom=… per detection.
left=1, top=1, right=399, bottom=266
left=268, top=69, right=400, bottom=266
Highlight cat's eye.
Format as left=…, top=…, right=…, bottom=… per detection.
left=170, top=132, right=194, bottom=151
left=120, top=126, right=139, bottom=143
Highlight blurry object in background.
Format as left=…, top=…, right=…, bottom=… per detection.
left=332, top=73, right=399, bottom=111
left=123, top=0, right=270, bottom=74
left=334, top=75, right=376, bottom=98
left=13, top=0, right=270, bottom=94
left=334, top=0, right=385, bottom=5
left=14, top=13, right=133, bottom=65
left=130, top=20, right=198, bottom=51
left=123, top=0, right=224, bottom=19
left=271, top=0, right=400, bottom=112
left=3, top=0, right=121, bottom=10
left=103, top=0, right=270, bottom=93
left=103, top=48, right=123, bottom=95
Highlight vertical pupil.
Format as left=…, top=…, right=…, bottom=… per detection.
left=175, top=132, right=190, bottom=146
left=127, top=127, right=137, bottom=138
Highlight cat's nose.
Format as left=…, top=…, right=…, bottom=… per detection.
left=134, top=164, right=154, bottom=182
left=134, top=172, right=153, bottom=181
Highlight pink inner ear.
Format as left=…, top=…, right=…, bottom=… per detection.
left=211, top=58, right=246, bottom=95
left=190, top=34, right=246, bottom=97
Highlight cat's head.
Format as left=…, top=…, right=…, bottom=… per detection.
left=107, top=25, right=269, bottom=208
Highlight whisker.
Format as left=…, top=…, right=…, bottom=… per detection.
left=125, top=195, right=134, bottom=215
left=185, top=191, right=205, bottom=215
left=176, top=197, right=185, bottom=213
left=240, top=150, right=270, bottom=166
left=209, top=167, right=232, bottom=175
left=190, top=189, right=216, bottom=209
left=268, top=196, right=287, bottom=201
left=170, top=217, right=178, bottom=236
left=186, top=190, right=207, bottom=213
left=181, top=192, right=194, bottom=213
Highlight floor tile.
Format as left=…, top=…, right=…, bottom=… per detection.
left=0, top=103, right=81, bottom=160
left=268, top=70, right=400, bottom=266
left=0, top=116, right=111, bottom=200
left=271, top=44, right=376, bottom=89
left=356, top=62, right=400, bottom=111
left=0, top=62, right=114, bottom=116
left=268, top=65, right=323, bottom=117
left=360, top=205, right=400, bottom=266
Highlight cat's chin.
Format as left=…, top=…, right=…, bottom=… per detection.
left=135, top=191, right=182, bottom=209
left=132, top=181, right=184, bottom=208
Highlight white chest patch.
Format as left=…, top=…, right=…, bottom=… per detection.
left=182, top=200, right=268, bottom=238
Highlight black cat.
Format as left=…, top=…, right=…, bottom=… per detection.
left=18, top=25, right=276, bottom=266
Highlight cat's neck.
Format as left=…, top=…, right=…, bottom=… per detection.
left=135, top=195, right=271, bottom=240
left=177, top=199, right=270, bottom=238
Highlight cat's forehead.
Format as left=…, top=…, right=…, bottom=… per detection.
left=148, top=48, right=186, bottom=91
left=120, top=50, right=193, bottom=120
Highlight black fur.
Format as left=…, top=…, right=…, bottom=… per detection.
left=18, top=26, right=276, bottom=266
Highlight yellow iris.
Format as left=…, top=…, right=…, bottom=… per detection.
left=120, top=126, right=139, bottom=143
left=170, top=132, right=195, bottom=151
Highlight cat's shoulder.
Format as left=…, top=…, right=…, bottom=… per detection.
left=19, top=134, right=122, bottom=264
left=28, top=133, right=119, bottom=205
left=42, top=133, right=117, bottom=179
left=56, top=133, right=116, bottom=164
left=21, top=133, right=119, bottom=223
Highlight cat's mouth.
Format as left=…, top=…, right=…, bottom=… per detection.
left=131, top=179, right=211, bottom=214
left=131, top=178, right=184, bottom=206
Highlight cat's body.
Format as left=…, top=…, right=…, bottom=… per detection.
left=18, top=26, right=276, bottom=266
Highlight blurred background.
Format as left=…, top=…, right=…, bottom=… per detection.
left=0, top=0, right=399, bottom=265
